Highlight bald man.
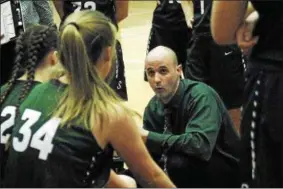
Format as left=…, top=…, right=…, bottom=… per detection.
left=140, top=46, right=241, bottom=187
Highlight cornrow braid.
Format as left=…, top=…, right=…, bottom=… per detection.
left=16, top=26, right=55, bottom=109
left=0, top=32, right=25, bottom=105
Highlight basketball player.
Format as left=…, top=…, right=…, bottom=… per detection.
left=144, top=0, right=193, bottom=80
left=2, top=11, right=175, bottom=188
left=53, top=0, right=129, bottom=172
left=184, top=0, right=245, bottom=130
left=212, top=1, right=283, bottom=187
left=0, top=24, right=58, bottom=184
left=53, top=0, right=129, bottom=101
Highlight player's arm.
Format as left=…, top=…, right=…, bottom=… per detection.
left=211, top=1, right=248, bottom=45
left=104, top=107, right=175, bottom=188
left=52, top=0, right=64, bottom=19
left=115, top=0, right=129, bottom=23
left=181, top=0, right=194, bottom=28
left=106, top=170, right=137, bottom=188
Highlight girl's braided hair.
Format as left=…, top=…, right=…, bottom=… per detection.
left=0, top=24, right=58, bottom=107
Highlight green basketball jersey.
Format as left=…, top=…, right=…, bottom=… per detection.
left=1, top=80, right=41, bottom=145
left=3, top=79, right=112, bottom=187
left=1, top=80, right=40, bottom=108
left=1, top=80, right=40, bottom=182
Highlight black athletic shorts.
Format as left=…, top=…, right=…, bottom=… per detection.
left=240, top=59, right=283, bottom=188
left=144, top=26, right=192, bottom=81
left=109, top=40, right=128, bottom=100
left=185, top=34, right=245, bottom=109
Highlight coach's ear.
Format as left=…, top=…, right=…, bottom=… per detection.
left=176, top=64, right=183, bottom=77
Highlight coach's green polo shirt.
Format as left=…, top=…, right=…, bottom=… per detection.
left=143, top=79, right=240, bottom=162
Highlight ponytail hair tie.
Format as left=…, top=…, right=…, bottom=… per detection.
left=68, top=22, right=80, bottom=30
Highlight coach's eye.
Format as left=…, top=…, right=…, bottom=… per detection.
left=159, top=68, right=168, bottom=75
left=147, top=70, right=155, bottom=77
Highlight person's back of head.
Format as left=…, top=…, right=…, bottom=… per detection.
left=0, top=24, right=58, bottom=107
left=55, top=10, right=136, bottom=130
